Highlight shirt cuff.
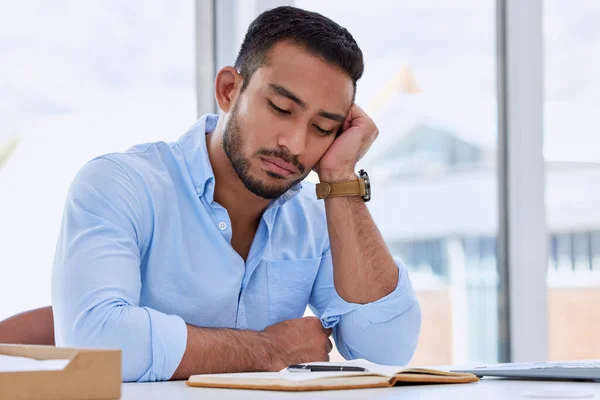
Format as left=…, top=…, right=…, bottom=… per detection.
left=320, top=260, right=417, bottom=330
left=143, top=307, right=188, bottom=381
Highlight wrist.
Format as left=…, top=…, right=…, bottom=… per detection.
left=318, top=169, right=357, bottom=182
left=257, top=331, right=286, bottom=372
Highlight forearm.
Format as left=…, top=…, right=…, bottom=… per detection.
left=60, top=299, right=273, bottom=381
left=0, top=306, right=55, bottom=345
left=324, top=195, right=398, bottom=304
left=171, top=324, right=275, bottom=380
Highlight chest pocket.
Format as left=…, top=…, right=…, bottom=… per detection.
left=266, top=258, right=321, bottom=325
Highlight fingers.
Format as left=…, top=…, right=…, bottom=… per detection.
left=343, top=105, right=357, bottom=129
left=342, top=116, right=352, bottom=132
left=347, top=103, right=366, bottom=122
left=326, top=338, right=333, bottom=354
left=351, top=103, right=366, bottom=117
left=305, top=316, right=331, bottom=335
left=343, top=103, right=373, bottom=133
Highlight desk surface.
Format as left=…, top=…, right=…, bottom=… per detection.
left=122, top=379, right=600, bottom=399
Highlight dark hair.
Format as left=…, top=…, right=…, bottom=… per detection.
left=234, top=6, right=364, bottom=100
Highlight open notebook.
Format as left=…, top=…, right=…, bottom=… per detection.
left=186, top=359, right=479, bottom=391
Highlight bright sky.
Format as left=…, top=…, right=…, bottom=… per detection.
left=0, top=1, right=196, bottom=141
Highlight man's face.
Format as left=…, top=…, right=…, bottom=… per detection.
left=222, top=41, right=354, bottom=199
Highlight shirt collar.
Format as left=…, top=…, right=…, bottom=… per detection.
left=178, top=113, right=303, bottom=207
left=266, top=183, right=303, bottom=209
left=178, top=114, right=218, bottom=201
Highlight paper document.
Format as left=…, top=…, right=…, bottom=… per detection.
left=204, top=359, right=411, bottom=382
left=0, top=354, right=70, bottom=373
left=187, top=358, right=480, bottom=391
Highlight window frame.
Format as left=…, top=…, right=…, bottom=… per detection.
left=199, top=0, right=549, bottom=363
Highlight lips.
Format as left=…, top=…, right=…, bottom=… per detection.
left=260, top=156, right=299, bottom=177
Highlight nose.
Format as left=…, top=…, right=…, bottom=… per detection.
left=277, top=123, right=308, bottom=156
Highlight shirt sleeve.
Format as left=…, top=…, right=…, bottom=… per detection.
left=308, top=249, right=421, bottom=366
left=51, top=157, right=187, bottom=382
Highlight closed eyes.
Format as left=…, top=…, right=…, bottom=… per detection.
left=268, top=101, right=334, bottom=136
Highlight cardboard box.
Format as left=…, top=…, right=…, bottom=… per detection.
left=0, top=344, right=121, bottom=400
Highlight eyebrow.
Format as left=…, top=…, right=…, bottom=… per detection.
left=268, top=83, right=346, bottom=124
left=318, top=111, right=345, bottom=123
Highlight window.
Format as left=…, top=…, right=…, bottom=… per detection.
left=296, top=0, right=498, bottom=366
left=544, top=0, right=600, bottom=360
left=0, top=1, right=196, bottom=320
left=592, top=233, right=600, bottom=271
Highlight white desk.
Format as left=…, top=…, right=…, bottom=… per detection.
left=122, top=379, right=600, bottom=399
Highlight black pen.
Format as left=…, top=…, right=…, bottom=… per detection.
left=287, top=364, right=367, bottom=372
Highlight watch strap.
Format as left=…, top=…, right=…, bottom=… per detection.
left=316, top=178, right=366, bottom=199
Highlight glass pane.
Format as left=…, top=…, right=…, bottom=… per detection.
left=296, top=0, right=499, bottom=365
left=544, top=0, right=600, bottom=360
left=592, top=233, right=600, bottom=271
left=0, top=1, right=196, bottom=320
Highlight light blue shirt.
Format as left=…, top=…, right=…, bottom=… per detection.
left=51, top=114, right=421, bottom=382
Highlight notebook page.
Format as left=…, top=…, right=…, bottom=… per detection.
left=191, top=370, right=372, bottom=382
left=295, top=359, right=404, bottom=377
left=190, top=360, right=407, bottom=383
left=0, top=354, right=70, bottom=373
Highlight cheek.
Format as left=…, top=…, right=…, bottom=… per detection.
left=233, top=108, right=265, bottom=151
left=304, top=139, right=334, bottom=166
left=239, top=103, right=282, bottom=147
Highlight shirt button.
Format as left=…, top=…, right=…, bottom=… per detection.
left=218, top=221, right=227, bottom=231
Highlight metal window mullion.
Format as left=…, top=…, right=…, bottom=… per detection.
left=497, top=0, right=548, bottom=363
left=195, top=0, right=217, bottom=115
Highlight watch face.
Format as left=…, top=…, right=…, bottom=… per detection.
left=359, top=169, right=371, bottom=202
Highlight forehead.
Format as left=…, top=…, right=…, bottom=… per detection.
left=249, top=41, right=354, bottom=111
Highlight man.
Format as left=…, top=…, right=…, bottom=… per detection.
left=51, top=6, right=421, bottom=382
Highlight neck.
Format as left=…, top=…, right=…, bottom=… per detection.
left=205, top=117, right=271, bottom=222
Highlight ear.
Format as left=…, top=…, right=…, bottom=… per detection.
left=214, top=67, right=243, bottom=113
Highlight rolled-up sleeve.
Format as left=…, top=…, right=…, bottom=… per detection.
left=308, top=250, right=421, bottom=366
left=51, top=157, right=187, bottom=382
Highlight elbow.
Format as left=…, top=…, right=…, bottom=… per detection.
left=66, top=301, right=129, bottom=349
left=57, top=300, right=153, bottom=382
left=396, top=300, right=421, bottom=365
left=337, top=299, right=422, bottom=366
left=378, top=301, right=422, bottom=365
left=372, top=301, right=422, bottom=366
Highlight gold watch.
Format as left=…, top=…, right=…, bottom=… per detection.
left=315, top=169, right=371, bottom=202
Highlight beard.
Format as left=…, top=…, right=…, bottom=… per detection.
left=222, top=103, right=307, bottom=199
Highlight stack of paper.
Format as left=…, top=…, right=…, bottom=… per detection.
left=0, top=354, right=69, bottom=373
